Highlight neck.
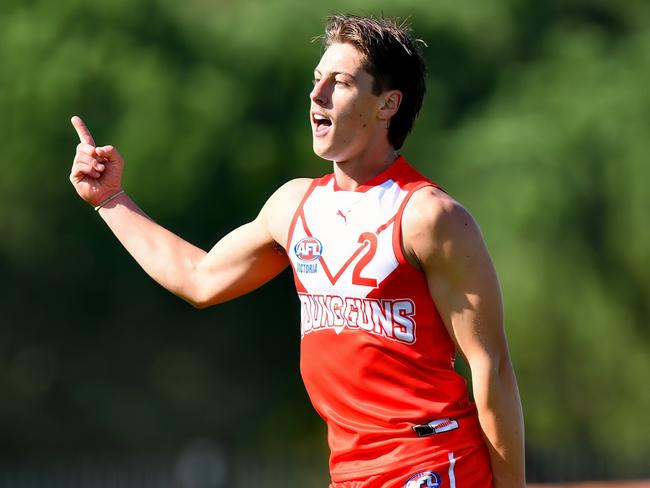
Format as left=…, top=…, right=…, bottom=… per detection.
left=332, top=146, right=399, bottom=191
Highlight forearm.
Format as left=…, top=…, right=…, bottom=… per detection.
left=472, top=357, right=526, bottom=487
left=97, top=192, right=207, bottom=303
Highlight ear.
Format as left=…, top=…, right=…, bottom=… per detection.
left=377, top=90, right=402, bottom=123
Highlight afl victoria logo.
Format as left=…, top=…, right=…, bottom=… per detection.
left=404, top=470, right=441, bottom=488
left=294, top=237, right=323, bottom=262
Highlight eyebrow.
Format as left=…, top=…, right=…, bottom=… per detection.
left=313, top=69, right=356, bottom=79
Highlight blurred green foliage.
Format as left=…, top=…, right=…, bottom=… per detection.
left=1, top=0, right=649, bottom=481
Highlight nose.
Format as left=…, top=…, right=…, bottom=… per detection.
left=310, top=79, right=330, bottom=107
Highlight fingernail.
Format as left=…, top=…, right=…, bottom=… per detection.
left=97, top=164, right=105, bottom=171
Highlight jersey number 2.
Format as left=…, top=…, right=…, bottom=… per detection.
left=352, top=232, right=378, bottom=287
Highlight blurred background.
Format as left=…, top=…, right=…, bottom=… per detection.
left=1, top=0, right=649, bottom=486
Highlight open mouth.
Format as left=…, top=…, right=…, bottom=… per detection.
left=312, top=113, right=332, bottom=135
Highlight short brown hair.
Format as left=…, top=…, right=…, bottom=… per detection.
left=323, top=14, right=426, bottom=150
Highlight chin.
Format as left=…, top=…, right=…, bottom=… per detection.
left=312, top=142, right=336, bottom=162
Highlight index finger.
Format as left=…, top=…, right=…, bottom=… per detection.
left=71, top=116, right=96, bottom=146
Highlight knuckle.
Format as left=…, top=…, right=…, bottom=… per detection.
left=79, top=143, right=94, bottom=154
left=81, top=154, right=95, bottom=165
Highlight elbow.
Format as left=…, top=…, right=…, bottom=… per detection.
left=469, top=351, right=503, bottom=382
left=178, top=274, right=215, bottom=309
left=184, top=282, right=226, bottom=309
left=184, top=287, right=217, bottom=309
left=173, top=288, right=209, bottom=309
left=472, top=355, right=521, bottom=412
left=187, top=297, right=211, bottom=309
left=176, top=264, right=230, bottom=309
left=469, top=352, right=514, bottom=395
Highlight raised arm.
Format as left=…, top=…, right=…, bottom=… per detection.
left=69, top=116, right=309, bottom=307
left=403, top=188, right=526, bottom=487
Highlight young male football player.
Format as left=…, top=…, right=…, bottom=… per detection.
left=70, top=15, right=525, bottom=488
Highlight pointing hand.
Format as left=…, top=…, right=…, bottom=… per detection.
left=69, top=116, right=124, bottom=208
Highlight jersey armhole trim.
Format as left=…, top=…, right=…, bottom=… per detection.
left=286, top=177, right=322, bottom=253
left=286, top=177, right=325, bottom=294
left=392, top=182, right=437, bottom=269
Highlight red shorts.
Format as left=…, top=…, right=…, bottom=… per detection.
left=328, top=445, right=493, bottom=488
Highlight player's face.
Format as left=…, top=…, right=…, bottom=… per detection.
left=309, top=43, right=384, bottom=163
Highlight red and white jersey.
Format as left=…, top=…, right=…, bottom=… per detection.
left=287, top=157, right=486, bottom=481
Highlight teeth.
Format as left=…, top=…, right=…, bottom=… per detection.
left=314, top=114, right=328, bottom=122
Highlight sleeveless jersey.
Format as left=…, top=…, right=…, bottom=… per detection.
left=287, top=157, right=486, bottom=481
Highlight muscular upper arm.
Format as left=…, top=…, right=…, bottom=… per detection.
left=402, top=189, right=508, bottom=369
left=188, top=178, right=312, bottom=307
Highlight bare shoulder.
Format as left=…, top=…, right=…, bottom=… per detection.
left=402, top=186, right=485, bottom=267
left=260, top=178, right=313, bottom=248
left=264, top=177, right=313, bottom=215
left=273, top=177, right=314, bottom=201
